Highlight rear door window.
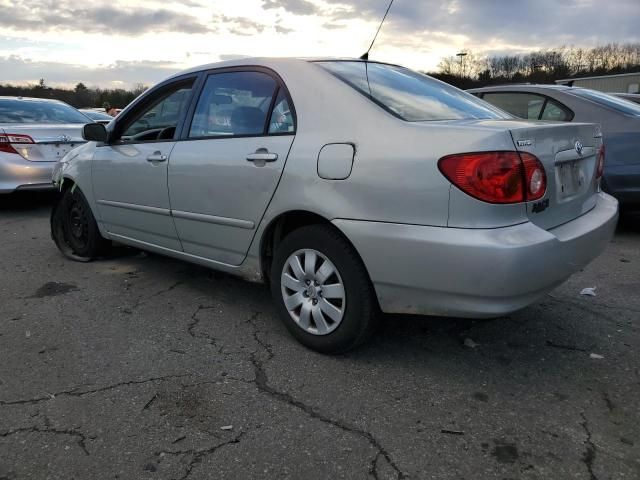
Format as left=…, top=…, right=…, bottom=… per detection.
left=189, top=71, right=279, bottom=138
left=268, top=88, right=295, bottom=134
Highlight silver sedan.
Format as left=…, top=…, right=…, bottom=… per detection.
left=0, top=97, right=90, bottom=193
left=468, top=84, right=640, bottom=205
left=51, top=58, right=618, bottom=353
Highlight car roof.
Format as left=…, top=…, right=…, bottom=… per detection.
left=0, top=96, right=66, bottom=104
left=467, top=84, right=575, bottom=93
left=167, top=57, right=399, bottom=81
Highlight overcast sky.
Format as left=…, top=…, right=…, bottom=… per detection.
left=1, top=0, right=639, bottom=88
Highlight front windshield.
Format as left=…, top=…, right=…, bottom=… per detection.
left=0, top=99, right=91, bottom=124
left=570, top=88, right=640, bottom=116
left=316, top=61, right=510, bottom=122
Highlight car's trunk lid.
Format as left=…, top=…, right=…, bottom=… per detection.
left=0, top=124, right=86, bottom=162
left=508, top=122, right=602, bottom=230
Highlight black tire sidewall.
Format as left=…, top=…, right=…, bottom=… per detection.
left=270, top=225, right=376, bottom=353
left=53, top=187, right=106, bottom=260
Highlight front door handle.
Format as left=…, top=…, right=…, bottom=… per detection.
left=147, top=151, right=167, bottom=162
left=246, top=149, right=278, bottom=163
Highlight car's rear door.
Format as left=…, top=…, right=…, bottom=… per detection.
left=168, top=68, right=296, bottom=265
left=92, top=76, right=197, bottom=250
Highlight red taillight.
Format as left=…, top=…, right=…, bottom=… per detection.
left=438, top=151, right=547, bottom=204
left=0, top=133, right=34, bottom=155
left=596, top=144, right=605, bottom=178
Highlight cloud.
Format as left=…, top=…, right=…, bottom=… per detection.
left=0, top=55, right=181, bottom=89
left=213, top=14, right=266, bottom=36
left=0, top=0, right=213, bottom=35
left=218, top=54, right=251, bottom=61
left=283, top=0, right=640, bottom=51
left=1, top=0, right=639, bottom=87
left=262, top=0, right=321, bottom=16
left=275, top=25, right=294, bottom=34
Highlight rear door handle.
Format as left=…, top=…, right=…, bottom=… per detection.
left=147, top=151, right=167, bottom=162
left=246, top=149, right=278, bottom=163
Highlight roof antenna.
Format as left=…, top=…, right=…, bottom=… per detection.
left=360, top=0, right=395, bottom=60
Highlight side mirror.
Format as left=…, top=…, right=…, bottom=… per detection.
left=82, top=123, right=108, bottom=142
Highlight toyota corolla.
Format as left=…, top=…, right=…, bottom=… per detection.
left=51, top=58, right=618, bottom=353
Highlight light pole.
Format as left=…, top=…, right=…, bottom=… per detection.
left=456, top=52, right=467, bottom=77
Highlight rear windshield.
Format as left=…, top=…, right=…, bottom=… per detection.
left=570, top=89, right=640, bottom=116
left=0, top=99, right=90, bottom=124
left=81, top=110, right=113, bottom=121
left=316, top=61, right=510, bottom=122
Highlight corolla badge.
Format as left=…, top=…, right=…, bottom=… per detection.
left=58, top=135, right=71, bottom=142
left=575, top=140, right=584, bottom=155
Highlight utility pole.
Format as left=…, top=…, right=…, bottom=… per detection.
left=456, top=52, right=467, bottom=77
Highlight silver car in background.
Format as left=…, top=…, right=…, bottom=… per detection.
left=51, top=58, right=618, bottom=353
left=468, top=85, right=640, bottom=205
left=613, top=92, right=640, bottom=105
left=0, top=97, right=89, bottom=193
left=79, top=109, right=114, bottom=125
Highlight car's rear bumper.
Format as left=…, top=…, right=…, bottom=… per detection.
left=0, top=153, right=56, bottom=193
left=333, top=192, right=618, bottom=318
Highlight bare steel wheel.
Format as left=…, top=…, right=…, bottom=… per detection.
left=281, top=249, right=346, bottom=335
left=271, top=224, right=379, bottom=353
left=51, top=186, right=111, bottom=261
left=66, top=198, right=90, bottom=252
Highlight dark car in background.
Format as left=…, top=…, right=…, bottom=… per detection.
left=469, top=85, right=640, bottom=205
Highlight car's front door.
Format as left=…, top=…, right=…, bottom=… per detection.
left=92, top=77, right=196, bottom=250
left=168, top=69, right=296, bottom=265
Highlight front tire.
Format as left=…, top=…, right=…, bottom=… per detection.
left=270, top=225, right=379, bottom=353
left=51, top=186, right=110, bottom=261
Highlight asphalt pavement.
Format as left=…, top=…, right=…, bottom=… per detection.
left=0, top=191, right=639, bottom=479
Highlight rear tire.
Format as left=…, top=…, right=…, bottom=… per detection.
left=51, top=186, right=110, bottom=261
left=270, top=224, right=379, bottom=353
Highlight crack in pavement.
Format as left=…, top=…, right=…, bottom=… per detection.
left=127, top=280, right=184, bottom=312
left=580, top=412, right=598, bottom=480
left=155, top=431, right=246, bottom=480
left=545, top=340, right=592, bottom=353
left=246, top=312, right=407, bottom=479
left=368, top=452, right=382, bottom=480
left=188, top=305, right=222, bottom=352
left=0, top=426, right=90, bottom=456
left=601, top=391, right=615, bottom=413
left=547, top=295, right=640, bottom=324
left=0, top=374, right=190, bottom=407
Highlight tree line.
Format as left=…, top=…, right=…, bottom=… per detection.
left=0, top=79, right=147, bottom=109
left=1, top=43, right=639, bottom=107
left=431, top=42, right=640, bottom=89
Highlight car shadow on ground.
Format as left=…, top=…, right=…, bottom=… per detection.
left=123, top=250, right=604, bottom=375
left=0, top=190, right=57, bottom=213
left=618, top=207, right=640, bottom=232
